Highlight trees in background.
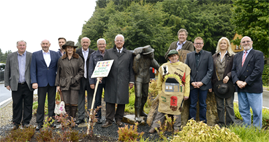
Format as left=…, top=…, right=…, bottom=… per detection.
left=231, top=0, right=269, bottom=57
left=0, top=49, right=12, bottom=63
left=79, top=0, right=235, bottom=62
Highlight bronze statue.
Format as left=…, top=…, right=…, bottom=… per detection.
left=133, top=45, right=160, bottom=122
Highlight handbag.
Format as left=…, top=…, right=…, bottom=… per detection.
left=54, top=90, right=66, bottom=115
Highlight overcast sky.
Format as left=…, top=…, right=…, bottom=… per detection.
left=0, top=0, right=96, bottom=53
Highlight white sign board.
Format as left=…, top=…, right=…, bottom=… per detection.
left=91, top=60, right=114, bottom=78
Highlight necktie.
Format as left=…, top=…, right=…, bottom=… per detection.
left=83, top=51, right=87, bottom=78
left=242, top=51, right=247, bottom=67
left=118, top=49, right=120, bottom=53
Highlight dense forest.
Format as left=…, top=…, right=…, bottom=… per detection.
left=78, top=0, right=268, bottom=62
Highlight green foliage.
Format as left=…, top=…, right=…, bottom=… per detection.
left=117, top=122, right=144, bottom=142
left=262, top=65, right=269, bottom=86
left=231, top=0, right=269, bottom=57
left=0, top=49, right=12, bottom=63
left=172, top=119, right=241, bottom=142
left=229, top=125, right=269, bottom=142
left=0, top=126, right=35, bottom=141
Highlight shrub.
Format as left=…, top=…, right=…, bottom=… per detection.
left=262, top=64, right=269, bottom=86
left=0, top=126, right=35, bottom=141
left=118, top=122, right=144, bottom=142
left=171, top=119, right=241, bottom=142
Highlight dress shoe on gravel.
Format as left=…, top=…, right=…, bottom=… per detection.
left=12, top=124, right=19, bottom=130
left=76, top=119, right=85, bottom=125
left=148, top=127, right=156, bottom=133
left=36, top=124, right=43, bottom=131
left=97, top=119, right=103, bottom=124
left=116, top=121, right=124, bottom=127
left=101, top=121, right=112, bottom=128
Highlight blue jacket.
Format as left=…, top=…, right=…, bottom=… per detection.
left=30, top=50, right=60, bottom=87
left=88, top=50, right=106, bottom=85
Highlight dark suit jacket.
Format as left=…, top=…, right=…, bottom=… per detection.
left=30, top=50, right=60, bottom=87
left=185, top=50, right=213, bottom=90
left=4, top=51, right=32, bottom=91
left=76, top=48, right=95, bottom=79
left=165, top=40, right=194, bottom=59
left=231, top=49, right=264, bottom=93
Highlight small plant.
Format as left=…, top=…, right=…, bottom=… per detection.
left=86, top=106, right=100, bottom=136
left=118, top=122, right=144, bottom=142
left=1, top=126, right=35, bottom=141
left=36, top=116, right=55, bottom=142
left=155, top=114, right=175, bottom=141
left=171, top=119, right=241, bottom=142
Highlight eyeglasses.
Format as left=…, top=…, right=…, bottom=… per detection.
left=98, top=43, right=106, bottom=45
left=115, top=40, right=124, bottom=42
left=194, top=43, right=203, bottom=45
left=241, top=41, right=251, bottom=44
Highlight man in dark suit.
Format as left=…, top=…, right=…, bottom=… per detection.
left=101, top=34, right=134, bottom=128
left=231, top=36, right=264, bottom=128
left=165, top=28, right=194, bottom=59
left=57, top=37, right=66, bottom=56
left=75, top=37, right=95, bottom=125
left=185, top=37, right=213, bottom=123
left=31, top=39, right=60, bottom=130
left=4, top=40, right=33, bottom=130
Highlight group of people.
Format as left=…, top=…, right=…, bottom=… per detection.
left=4, top=28, right=264, bottom=133
left=148, top=29, right=264, bottom=133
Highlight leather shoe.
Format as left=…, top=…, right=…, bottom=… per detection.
left=36, top=124, right=43, bottom=131
left=96, top=119, right=102, bottom=124
left=101, top=121, right=112, bottom=128
left=12, top=124, right=19, bottom=130
left=148, top=127, right=156, bottom=133
left=116, top=121, right=124, bottom=127
left=76, top=119, right=85, bottom=125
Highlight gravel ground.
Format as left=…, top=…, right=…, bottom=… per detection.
left=0, top=99, right=244, bottom=141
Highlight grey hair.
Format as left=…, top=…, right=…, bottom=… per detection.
left=17, top=40, right=27, bottom=46
left=241, top=36, right=252, bottom=42
left=81, top=37, right=91, bottom=42
left=177, top=28, right=188, bottom=36
left=97, top=38, right=106, bottom=44
left=114, top=34, right=125, bottom=41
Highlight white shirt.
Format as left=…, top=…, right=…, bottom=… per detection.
left=82, top=48, right=89, bottom=78
left=218, top=51, right=227, bottom=62
left=42, top=50, right=51, bottom=67
left=117, top=47, right=123, bottom=53
left=176, top=40, right=186, bottom=51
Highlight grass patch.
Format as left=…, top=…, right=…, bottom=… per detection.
left=229, top=125, right=269, bottom=142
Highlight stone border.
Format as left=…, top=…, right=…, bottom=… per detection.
left=0, top=98, right=12, bottom=109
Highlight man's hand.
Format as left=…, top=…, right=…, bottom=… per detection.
left=98, top=77, right=103, bottom=83
left=57, top=86, right=61, bottom=92
left=223, top=76, right=229, bottom=84
left=236, top=80, right=246, bottom=89
left=90, top=84, right=95, bottom=89
left=191, top=82, right=198, bottom=88
left=129, top=83, right=134, bottom=89
left=6, top=86, right=11, bottom=91
left=196, top=82, right=203, bottom=88
left=135, top=54, right=141, bottom=60
left=208, top=88, right=212, bottom=92
left=32, top=83, right=38, bottom=89
left=184, top=96, right=189, bottom=101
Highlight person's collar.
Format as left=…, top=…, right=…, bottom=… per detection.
left=244, top=48, right=253, bottom=53
left=177, top=40, right=186, bottom=45
left=42, top=50, right=50, bottom=54
left=82, top=48, right=89, bottom=52
left=98, top=49, right=105, bottom=54
left=218, top=50, right=227, bottom=55
left=17, top=51, right=26, bottom=56
left=195, top=50, right=202, bottom=54
left=116, top=47, right=123, bottom=51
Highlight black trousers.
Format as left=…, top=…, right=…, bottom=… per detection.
left=77, top=78, right=94, bottom=121
left=12, top=83, right=33, bottom=125
left=105, top=102, right=125, bottom=123
left=36, top=84, right=56, bottom=124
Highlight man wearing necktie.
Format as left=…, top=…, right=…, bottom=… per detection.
left=30, top=40, right=60, bottom=130
left=231, top=36, right=264, bottom=128
left=101, top=34, right=134, bottom=128
left=75, top=37, right=95, bottom=125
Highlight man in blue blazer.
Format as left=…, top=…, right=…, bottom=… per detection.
left=31, top=39, right=60, bottom=130
left=232, top=36, right=264, bottom=128
left=185, top=37, right=213, bottom=123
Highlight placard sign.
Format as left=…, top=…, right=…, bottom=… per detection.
left=91, top=60, right=114, bottom=78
